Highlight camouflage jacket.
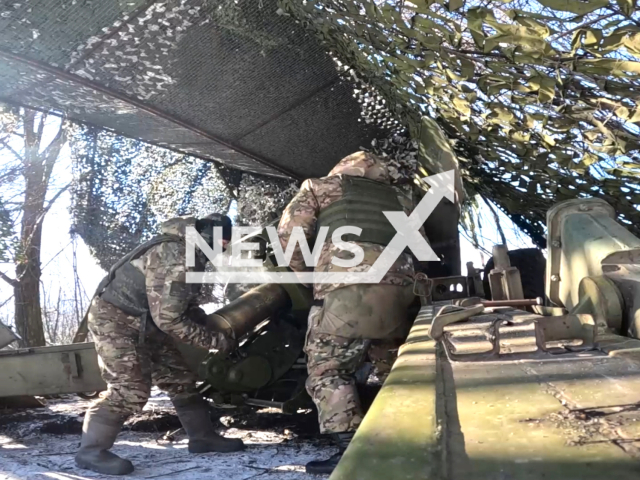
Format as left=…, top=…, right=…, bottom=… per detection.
left=277, top=151, right=425, bottom=299
left=128, top=217, right=219, bottom=349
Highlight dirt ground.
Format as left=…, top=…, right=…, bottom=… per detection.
left=0, top=391, right=335, bottom=480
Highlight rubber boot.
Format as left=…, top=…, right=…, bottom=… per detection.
left=172, top=393, right=245, bottom=454
left=75, top=406, right=134, bottom=476
left=305, top=432, right=354, bottom=475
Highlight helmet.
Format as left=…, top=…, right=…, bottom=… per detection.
left=196, top=213, right=232, bottom=243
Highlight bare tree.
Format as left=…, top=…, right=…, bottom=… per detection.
left=41, top=283, right=83, bottom=345
left=42, top=285, right=62, bottom=344
left=0, top=106, right=69, bottom=347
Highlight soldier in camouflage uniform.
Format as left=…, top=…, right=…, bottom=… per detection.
left=277, top=151, right=422, bottom=474
left=76, top=214, right=244, bottom=476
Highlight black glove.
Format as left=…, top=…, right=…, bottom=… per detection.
left=186, top=306, right=209, bottom=326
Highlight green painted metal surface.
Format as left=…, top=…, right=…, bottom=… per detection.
left=0, top=342, right=106, bottom=397
left=448, top=360, right=639, bottom=479
left=333, top=306, right=640, bottom=479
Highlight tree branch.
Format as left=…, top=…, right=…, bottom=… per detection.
left=550, top=12, right=616, bottom=41
left=0, top=270, right=18, bottom=288
left=0, top=138, right=24, bottom=163
left=42, top=120, right=67, bottom=187
left=43, top=180, right=73, bottom=213
left=40, top=239, right=72, bottom=272
left=460, top=228, right=492, bottom=256
left=36, top=112, right=47, bottom=150
left=0, top=165, right=20, bottom=184
left=17, top=180, right=75, bottom=275
left=482, top=196, right=507, bottom=247
left=22, top=109, right=36, bottom=168
left=0, top=295, right=14, bottom=309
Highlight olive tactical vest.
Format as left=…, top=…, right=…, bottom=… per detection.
left=97, top=234, right=186, bottom=316
left=316, top=175, right=403, bottom=246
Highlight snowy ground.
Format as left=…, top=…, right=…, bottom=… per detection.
left=0, top=393, right=335, bottom=480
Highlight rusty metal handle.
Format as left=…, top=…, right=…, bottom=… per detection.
left=482, top=298, right=543, bottom=308
left=430, top=304, right=485, bottom=341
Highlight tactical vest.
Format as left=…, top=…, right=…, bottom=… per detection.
left=317, top=175, right=403, bottom=246
left=96, top=234, right=185, bottom=317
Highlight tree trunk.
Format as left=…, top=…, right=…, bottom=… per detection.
left=9, top=110, right=66, bottom=347
left=14, top=183, right=46, bottom=346
left=14, top=267, right=45, bottom=346
left=13, top=113, right=47, bottom=347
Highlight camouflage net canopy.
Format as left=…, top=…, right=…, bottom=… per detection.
left=70, top=126, right=296, bottom=272
left=4, top=0, right=640, bottom=248
left=279, top=0, right=640, bottom=246
left=0, top=0, right=385, bottom=179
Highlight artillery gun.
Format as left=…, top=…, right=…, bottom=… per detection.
left=5, top=198, right=640, bottom=479
left=176, top=226, right=316, bottom=413
left=177, top=226, right=423, bottom=412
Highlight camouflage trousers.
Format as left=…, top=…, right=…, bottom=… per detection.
left=304, top=306, right=403, bottom=435
left=88, top=297, right=198, bottom=415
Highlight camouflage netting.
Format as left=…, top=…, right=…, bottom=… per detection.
left=70, top=125, right=304, bottom=303
left=71, top=126, right=238, bottom=269
left=235, top=175, right=299, bottom=226
left=369, top=132, right=420, bottom=184
left=6, top=0, right=640, bottom=250
left=0, top=0, right=383, bottom=179
left=278, top=0, right=640, bottom=246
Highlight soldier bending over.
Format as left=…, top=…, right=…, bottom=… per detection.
left=76, top=214, right=242, bottom=476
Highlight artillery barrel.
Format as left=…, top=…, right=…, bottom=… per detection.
left=206, top=283, right=291, bottom=339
